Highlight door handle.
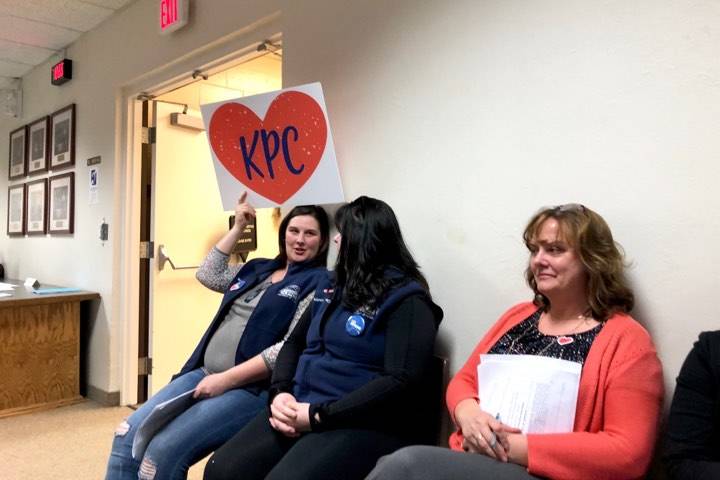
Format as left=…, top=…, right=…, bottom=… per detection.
left=157, top=244, right=200, bottom=271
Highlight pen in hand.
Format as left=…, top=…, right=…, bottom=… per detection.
left=489, top=413, right=500, bottom=449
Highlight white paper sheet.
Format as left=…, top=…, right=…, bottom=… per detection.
left=0, top=282, right=17, bottom=291
left=478, top=354, right=581, bottom=434
left=132, top=389, right=197, bottom=460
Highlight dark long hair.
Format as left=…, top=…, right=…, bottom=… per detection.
left=277, top=205, right=330, bottom=268
left=334, top=196, right=428, bottom=310
left=523, top=204, right=634, bottom=320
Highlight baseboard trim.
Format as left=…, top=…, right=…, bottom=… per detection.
left=86, top=385, right=120, bottom=406
left=0, top=396, right=84, bottom=419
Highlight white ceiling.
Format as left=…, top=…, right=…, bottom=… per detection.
left=0, top=0, right=137, bottom=88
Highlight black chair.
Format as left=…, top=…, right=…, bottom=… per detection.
left=415, top=355, right=450, bottom=446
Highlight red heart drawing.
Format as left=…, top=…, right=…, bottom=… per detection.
left=209, top=91, right=327, bottom=204
left=556, top=336, right=574, bottom=346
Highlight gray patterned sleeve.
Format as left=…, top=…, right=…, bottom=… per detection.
left=195, top=247, right=243, bottom=293
left=261, top=291, right=315, bottom=370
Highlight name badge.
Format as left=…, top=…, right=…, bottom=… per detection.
left=229, top=279, right=246, bottom=292
left=345, top=314, right=366, bottom=337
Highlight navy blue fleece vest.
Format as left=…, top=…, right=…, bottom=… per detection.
left=292, top=277, right=428, bottom=404
left=176, top=258, right=327, bottom=384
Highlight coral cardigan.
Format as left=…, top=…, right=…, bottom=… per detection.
left=446, top=302, right=664, bottom=480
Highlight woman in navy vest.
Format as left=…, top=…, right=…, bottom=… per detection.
left=204, top=196, right=443, bottom=480
left=106, top=193, right=330, bottom=480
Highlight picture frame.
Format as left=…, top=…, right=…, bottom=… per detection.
left=27, top=116, right=50, bottom=175
left=25, top=178, right=48, bottom=235
left=48, top=172, right=74, bottom=234
left=7, top=183, right=25, bottom=236
left=50, top=103, right=76, bottom=170
left=9, top=125, right=27, bottom=179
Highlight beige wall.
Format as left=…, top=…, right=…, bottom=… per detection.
left=1, top=0, right=719, bottom=404
left=281, top=0, right=720, bottom=403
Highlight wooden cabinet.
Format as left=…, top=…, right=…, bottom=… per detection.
left=0, top=281, right=99, bottom=417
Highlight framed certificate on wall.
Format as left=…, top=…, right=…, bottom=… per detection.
left=7, top=183, right=25, bottom=235
left=25, top=178, right=47, bottom=235
left=28, top=116, right=50, bottom=175
left=49, top=172, right=74, bottom=234
left=50, top=104, right=76, bottom=170
left=9, top=126, right=27, bottom=180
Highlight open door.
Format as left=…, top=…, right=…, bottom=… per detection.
left=148, top=99, right=230, bottom=395
left=141, top=53, right=283, bottom=398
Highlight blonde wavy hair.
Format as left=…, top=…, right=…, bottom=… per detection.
left=523, top=204, right=634, bottom=321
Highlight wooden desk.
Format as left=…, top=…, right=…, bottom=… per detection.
left=0, top=280, right=100, bottom=418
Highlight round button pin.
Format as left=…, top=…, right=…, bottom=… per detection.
left=345, top=314, right=365, bottom=336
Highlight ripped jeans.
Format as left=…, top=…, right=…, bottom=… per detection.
left=105, top=368, right=268, bottom=480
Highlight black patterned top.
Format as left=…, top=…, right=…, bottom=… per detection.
left=488, top=309, right=604, bottom=365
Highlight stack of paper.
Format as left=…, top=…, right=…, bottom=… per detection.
left=478, top=354, right=581, bottom=434
left=0, top=282, right=16, bottom=297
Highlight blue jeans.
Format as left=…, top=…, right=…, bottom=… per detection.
left=105, top=368, right=268, bottom=480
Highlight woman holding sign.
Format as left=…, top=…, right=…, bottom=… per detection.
left=368, top=204, right=663, bottom=480
left=105, top=193, right=330, bottom=480
left=204, top=196, right=443, bottom=480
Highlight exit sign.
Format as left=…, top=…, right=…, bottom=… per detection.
left=159, top=0, right=189, bottom=34
left=51, top=59, right=73, bottom=86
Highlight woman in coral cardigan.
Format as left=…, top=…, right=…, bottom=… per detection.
left=368, top=204, right=663, bottom=480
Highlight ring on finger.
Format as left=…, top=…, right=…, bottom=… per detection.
left=489, top=435, right=497, bottom=449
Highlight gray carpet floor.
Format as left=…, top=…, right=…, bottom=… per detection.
left=0, top=400, right=208, bottom=479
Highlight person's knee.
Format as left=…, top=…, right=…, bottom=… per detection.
left=367, top=446, right=425, bottom=479
left=139, top=434, right=196, bottom=480
left=138, top=456, right=159, bottom=480
left=203, top=453, right=233, bottom=480
left=109, top=418, right=133, bottom=454
left=114, top=419, right=131, bottom=437
left=105, top=419, right=141, bottom=478
left=138, top=449, right=186, bottom=480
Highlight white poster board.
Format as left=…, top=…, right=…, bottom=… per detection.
left=200, top=82, right=344, bottom=208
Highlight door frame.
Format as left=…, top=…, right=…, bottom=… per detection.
left=115, top=16, right=282, bottom=405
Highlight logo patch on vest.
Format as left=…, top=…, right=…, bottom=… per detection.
left=229, top=279, right=246, bottom=291
left=314, top=287, right=334, bottom=304
left=278, top=284, right=300, bottom=301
